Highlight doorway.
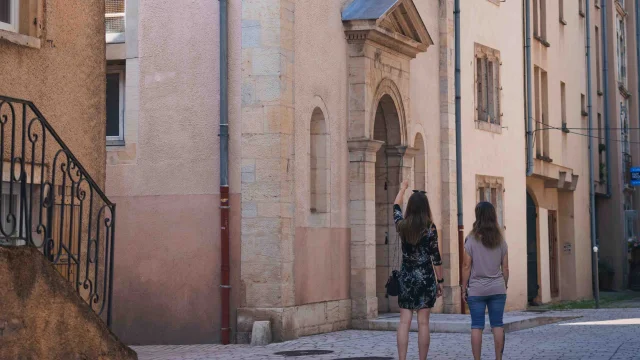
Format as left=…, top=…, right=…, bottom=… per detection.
left=374, top=94, right=402, bottom=313
left=526, top=192, right=539, bottom=304
left=548, top=210, right=560, bottom=298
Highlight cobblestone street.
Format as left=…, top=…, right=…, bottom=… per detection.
left=133, top=308, right=640, bottom=360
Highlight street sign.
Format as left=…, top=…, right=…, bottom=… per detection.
left=631, top=167, right=640, bottom=186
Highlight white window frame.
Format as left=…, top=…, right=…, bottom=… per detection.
left=106, top=68, right=125, bottom=143
left=0, top=0, right=19, bottom=33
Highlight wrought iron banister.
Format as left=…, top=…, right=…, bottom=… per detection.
left=0, top=95, right=116, bottom=327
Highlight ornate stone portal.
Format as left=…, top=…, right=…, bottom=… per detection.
left=342, top=0, right=433, bottom=323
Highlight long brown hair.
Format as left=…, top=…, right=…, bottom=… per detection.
left=397, top=192, right=433, bottom=246
left=470, top=201, right=503, bottom=249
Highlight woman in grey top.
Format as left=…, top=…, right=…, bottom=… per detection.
left=461, top=202, right=510, bottom=360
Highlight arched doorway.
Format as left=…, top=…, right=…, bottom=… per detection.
left=374, top=94, right=403, bottom=313
left=526, top=191, right=540, bottom=304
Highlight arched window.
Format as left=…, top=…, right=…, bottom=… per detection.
left=310, top=107, right=329, bottom=214
left=414, top=133, right=426, bottom=191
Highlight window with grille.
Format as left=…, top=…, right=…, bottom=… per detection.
left=476, top=176, right=505, bottom=228
left=475, top=44, right=501, bottom=126
left=105, top=0, right=125, bottom=34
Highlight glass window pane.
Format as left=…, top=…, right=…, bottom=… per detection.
left=106, top=73, right=121, bottom=138
left=0, top=0, right=10, bottom=24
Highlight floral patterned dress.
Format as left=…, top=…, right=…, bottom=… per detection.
left=393, top=204, right=442, bottom=310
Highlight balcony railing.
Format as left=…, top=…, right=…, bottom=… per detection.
left=0, top=96, right=116, bottom=327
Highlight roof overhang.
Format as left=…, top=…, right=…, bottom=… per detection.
left=342, top=0, right=433, bottom=58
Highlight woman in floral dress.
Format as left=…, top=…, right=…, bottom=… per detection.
left=393, top=180, right=444, bottom=360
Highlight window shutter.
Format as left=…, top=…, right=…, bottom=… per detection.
left=476, top=58, right=484, bottom=121
left=494, top=61, right=501, bottom=125
left=487, top=60, right=495, bottom=123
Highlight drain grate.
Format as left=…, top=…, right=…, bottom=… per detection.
left=274, top=350, right=334, bottom=357
left=333, top=358, right=394, bottom=360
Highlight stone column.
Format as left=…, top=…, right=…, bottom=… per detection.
left=348, top=139, right=383, bottom=326
left=438, top=0, right=462, bottom=313
left=237, top=0, right=297, bottom=342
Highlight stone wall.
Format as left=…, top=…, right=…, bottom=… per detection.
left=0, top=246, right=137, bottom=360
left=236, top=299, right=351, bottom=343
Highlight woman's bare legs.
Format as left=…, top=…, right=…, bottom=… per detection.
left=492, top=327, right=505, bottom=360
left=416, top=308, right=431, bottom=360
left=471, top=329, right=483, bottom=360
left=397, top=309, right=413, bottom=360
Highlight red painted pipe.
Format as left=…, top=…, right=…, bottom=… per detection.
left=458, top=225, right=465, bottom=314
left=220, top=185, right=231, bottom=344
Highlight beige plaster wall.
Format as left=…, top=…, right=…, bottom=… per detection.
left=0, top=0, right=106, bottom=185
left=525, top=0, right=595, bottom=302
left=460, top=0, right=528, bottom=310
left=106, top=0, right=244, bottom=345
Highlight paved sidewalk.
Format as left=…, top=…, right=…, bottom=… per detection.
left=364, top=311, right=577, bottom=333
left=133, top=308, right=640, bottom=360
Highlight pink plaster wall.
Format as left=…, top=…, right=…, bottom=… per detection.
left=106, top=0, right=243, bottom=345
left=111, top=194, right=241, bottom=345
left=294, top=228, right=350, bottom=305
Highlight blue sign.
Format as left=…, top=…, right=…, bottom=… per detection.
left=631, top=167, right=640, bottom=186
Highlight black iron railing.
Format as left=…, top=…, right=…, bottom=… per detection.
left=0, top=96, right=115, bottom=327
left=624, top=152, right=632, bottom=186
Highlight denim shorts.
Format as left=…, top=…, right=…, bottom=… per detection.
left=467, top=294, right=507, bottom=329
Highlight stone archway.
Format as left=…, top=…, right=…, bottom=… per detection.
left=343, top=0, right=432, bottom=323
left=374, top=94, right=403, bottom=313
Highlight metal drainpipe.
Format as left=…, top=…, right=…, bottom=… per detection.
left=454, top=0, right=465, bottom=314
left=586, top=0, right=601, bottom=309
left=600, top=0, right=612, bottom=198
left=219, top=0, right=231, bottom=345
left=525, top=0, right=534, bottom=176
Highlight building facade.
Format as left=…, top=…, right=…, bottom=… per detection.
left=596, top=0, right=640, bottom=292
left=103, top=0, right=640, bottom=345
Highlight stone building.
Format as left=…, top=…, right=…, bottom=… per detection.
left=103, top=0, right=640, bottom=345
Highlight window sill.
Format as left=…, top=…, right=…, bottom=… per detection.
left=560, top=18, right=568, bottom=26
left=581, top=111, right=589, bottom=117
left=107, top=140, right=126, bottom=147
left=579, top=11, right=586, bottom=18
left=534, top=36, right=551, bottom=48
left=475, top=120, right=502, bottom=134
left=106, top=32, right=125, bottom=44
left=598, top=90, right=603, bottom=96
left=0, top=30, right=41, bottom=49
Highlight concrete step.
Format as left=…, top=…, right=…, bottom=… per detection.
left=354, top=312, right=580, bottom=334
